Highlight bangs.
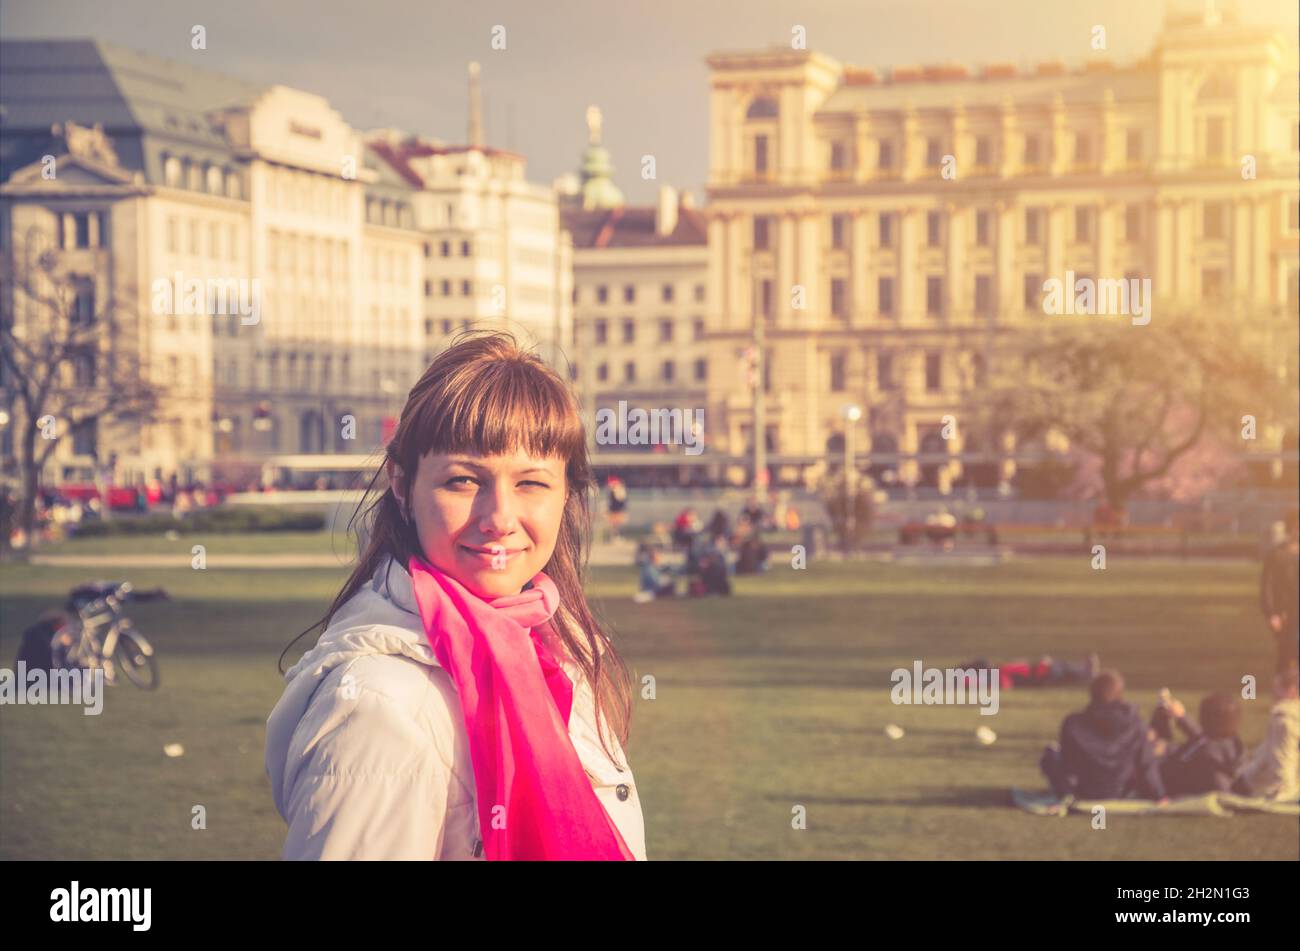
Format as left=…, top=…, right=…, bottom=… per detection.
left=405, top=352, right=586, bottom=467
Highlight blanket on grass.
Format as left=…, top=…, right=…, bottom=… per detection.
left=1011, top=787, right=1300, bottom=817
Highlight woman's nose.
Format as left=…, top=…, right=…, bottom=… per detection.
left=477, top=483, right=518, bottom=536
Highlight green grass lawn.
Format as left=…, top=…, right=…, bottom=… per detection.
left=1, top=541, right=1293, bottom=860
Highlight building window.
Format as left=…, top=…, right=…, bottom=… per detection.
left=1023, top=134, right=1041, bottom=166
left=829, top=352, right=845, bottom=392
left=662, top=360, right=675, bottom=382
left=623, top=284, right=635, bottom=303
left=831, top=214, right=849, bottom=250
left=878, top=140, right=894, bottom=169
left=624, top=361, right=636, bottom=383
left=759, top=279, right=774, bottom=318
left=1203, top=200, right=1227, bottom=240
left=597, top=285, right=609, bottom=304
left=694, top=283, right=705, bottom=303
left=926, top=276, right=943, bottom=316
left=877, top=352, right=895, bottom=390
left=596, top=362, right=608, bottom=382
left=1024, top=272, right=1042, bottom=309
left=878, top=213, right=894, bottom=248
left=925, top=136, right=943, bottom=167
left=753, top=216, right=771, bottom=251
left=1126, top=129, right=1143, bottom=164
left=829, top=141, right=847, bottom=172
left=975, top=274, right=992, bottom=316
left=1125, top=204, right=1142, bottom=241
left=926, top=211, right=942, bottom=248
left=461, top=240, right=471, bottom=256
left=71, top=419, right=97, bottom=456
left=1025, top=207, right=1042, bottom=244
left=622, top=318, right=635, bottom=343
left=461, top=280, right=472, bottom=296
left=72, top=277, right=95, bottom=325
left=831, top=279, right=847, bottom=318
left=878, top=276, right=894, bottom=315
left=441, top=279, right=451, bottom=295
left=925, top=352, right=942, bottom=391
left=595, top=319, right=607, bottom=344
left=661, top=283, right=674, bottom=302
left=1204, top=116, right=1226, bottom=159
left=442, top=319, right=453, bottom=334
left=754, top=134, right=769, bottom=174
left=424, top=280, right=433, bottom=297
left=1074, top=206, right=1093, bottom=243
left=693, top=317, right=704, bottom=340
left=694, top=358, right=707, bottom=381
left=975, top=210, right=990, bottom=246
left=975, top=135, right=992, bottom=167
left=440, top=241, right=450, bottom=257
left=1074, top=132, right=1092, bottom=164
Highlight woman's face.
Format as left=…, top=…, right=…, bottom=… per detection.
left=392, top=448, right=568, bottom=600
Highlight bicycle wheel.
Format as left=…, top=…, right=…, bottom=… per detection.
left=112, top=623, right=159, bottom=690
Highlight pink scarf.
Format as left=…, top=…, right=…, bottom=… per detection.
left=407, top=556, right=636, bottom=861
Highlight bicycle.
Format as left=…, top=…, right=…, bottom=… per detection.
left=47, top=581, right=166, bottom=689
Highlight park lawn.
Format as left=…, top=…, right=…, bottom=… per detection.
left=0, top=550, right=1293, bottom=860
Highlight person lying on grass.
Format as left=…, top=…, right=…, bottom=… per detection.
left=957, top=653, right=1099, bottom=691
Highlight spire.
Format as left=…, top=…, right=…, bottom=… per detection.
left=578, top=105, right=623, bottom=210
left=468, top=61, right=484, bottom=149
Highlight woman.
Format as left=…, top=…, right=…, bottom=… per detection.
left=265, top=332, right=646, bottom=860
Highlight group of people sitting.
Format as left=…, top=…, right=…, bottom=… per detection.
left=1037, top=663, right=1300, bottom=803
left=634, top=507, right=771, bottom=603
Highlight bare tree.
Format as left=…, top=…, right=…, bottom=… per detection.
left=1, top=224, right=163, bottom=547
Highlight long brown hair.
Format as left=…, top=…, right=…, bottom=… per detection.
left=279, top=330, right=633, bottom=761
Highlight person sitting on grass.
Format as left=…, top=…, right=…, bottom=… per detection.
left=1230, top=662, right=1299, bottom=802
left=1039, top=669, right=1167, bottom=802
left=633, top=541, right=677, bottom=604
left=1148, top=691, right=1245, bottom=797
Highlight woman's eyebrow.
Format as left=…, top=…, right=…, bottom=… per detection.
left=443, top=459, right=557, bottom=476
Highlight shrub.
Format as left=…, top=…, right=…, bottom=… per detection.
left=71, top=507, right=324, bottom=537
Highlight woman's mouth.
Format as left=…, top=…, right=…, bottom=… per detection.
left=460, top=544, right=525, bottom=568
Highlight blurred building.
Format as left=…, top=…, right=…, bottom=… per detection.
left=703, top=0, right=1299, bottom=489
left=560, top=107, right=711, bottom=485
left=0, top=43, right=570, bottom=488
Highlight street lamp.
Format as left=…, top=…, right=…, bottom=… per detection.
left=843, top=404, right=862, bottom=554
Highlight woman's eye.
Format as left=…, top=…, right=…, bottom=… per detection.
left=446, top=476, right=477, bottom=486
left=521, top=480, right=550, bottom=488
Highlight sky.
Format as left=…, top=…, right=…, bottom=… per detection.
left=2, top=0, right=1296, bottom=204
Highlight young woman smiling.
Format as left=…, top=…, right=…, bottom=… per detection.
left=265, top=332, right=645, bottom=860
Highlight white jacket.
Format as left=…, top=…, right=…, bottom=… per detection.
left=264, top=557, right=647, bottom=860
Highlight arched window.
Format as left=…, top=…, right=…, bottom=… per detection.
left=224, top=168, right=242, bottom=200
left=206, top=164, right=223, bottom=194
left=746, top=97, right=779, bottom=119
left=163, top=154, right=181, bottom=188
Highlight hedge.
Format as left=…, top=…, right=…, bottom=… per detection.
left=71, top=507, right=325, bottom=537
